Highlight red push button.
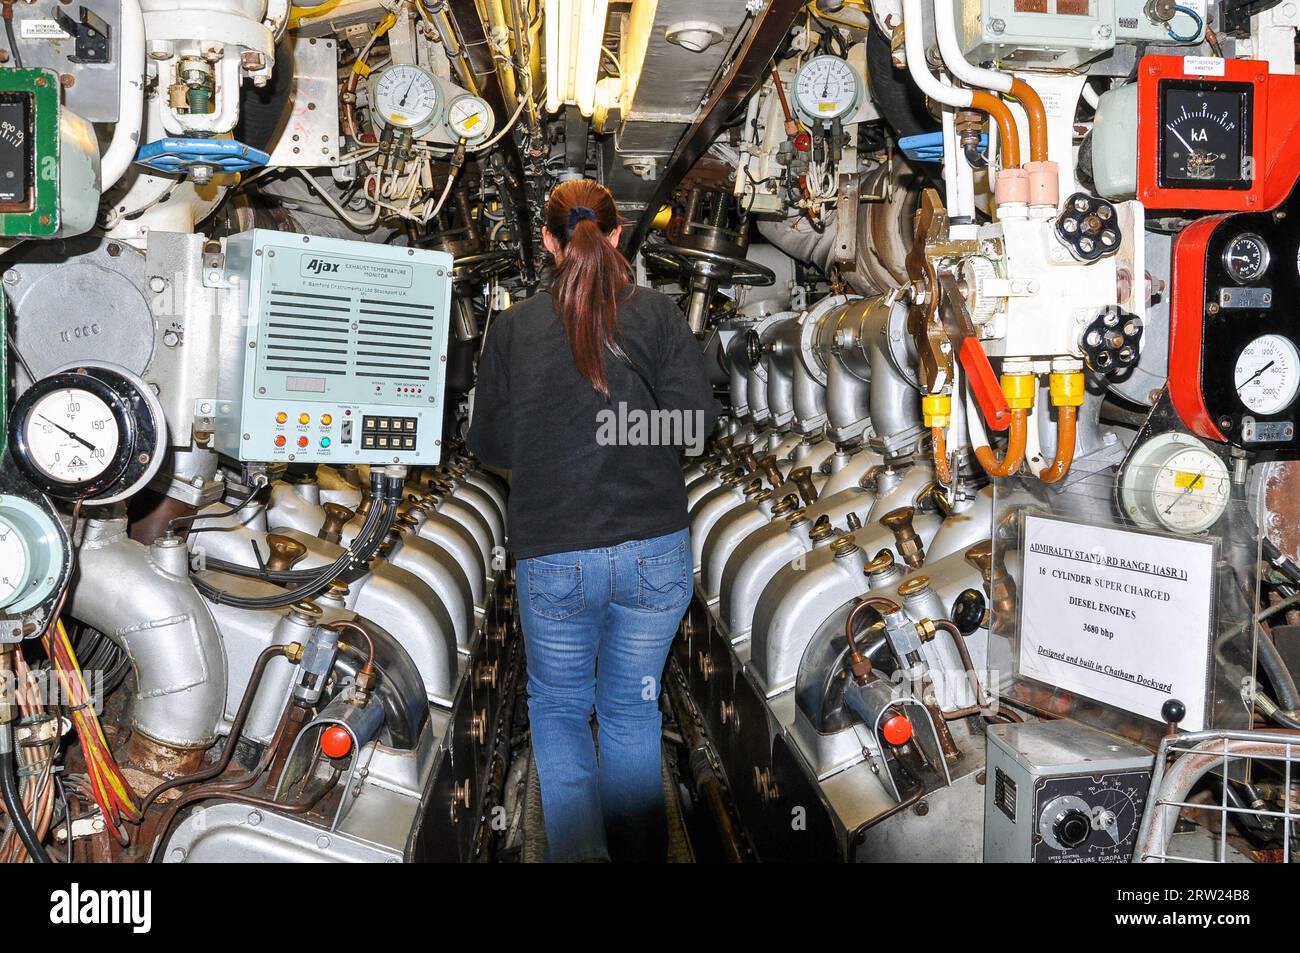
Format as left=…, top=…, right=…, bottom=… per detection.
left=881, top=713, right=913, bottom=746
left=274, top=435, right=286, bottom=448
left=320, top=725, right=352, bottom=759
left=297, top=436, right=309, bottom=448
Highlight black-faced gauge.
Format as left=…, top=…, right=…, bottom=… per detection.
left=792, top=55, right=861, bottom=123
left=370, top=64, right=441, bottom=134
left=446, top=94, right=495, bottom=143
left=1157, top=80, right=1253, bottom=189
left=1119, top=433, right=1231, bottom=535
left=1234, top=333, right=1300, bottom=416
left=8, top=363, right=165, bottom=504
left=1222, top=232, right=1269, bottom=283
left=0, top=493, right=65, bottom=615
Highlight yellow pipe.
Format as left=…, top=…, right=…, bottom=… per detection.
left=1008, top=78, right=1048, bottom=163
left=970, top=90, right=1020, bottom=169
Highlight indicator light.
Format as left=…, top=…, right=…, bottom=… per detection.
left=321, top=414, right=333, bottom=426
left=298, top=413, right=310, bottom=425
left=275, top=412, right=287, bottom=424
left=297, top=436, right=309, bottom=448
left=320, top=437, right=331, bottom=448
left=274, top=435, right=286, bottom=447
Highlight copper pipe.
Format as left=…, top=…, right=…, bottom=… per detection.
left=1037, top=405, right=1078, bottom=484
left=769, top=65, right=802, bottom=137
left=327, top=619, right=376, bottom=674
left=969, top=90, right=1020, bottom=168
left=975, top=408, right=1028, bottom=477
left=931, top=426, right=953, bottom=485
left=1008, top=78, right=1048, bottom=163
left=933, top=619, right=988, bottom=712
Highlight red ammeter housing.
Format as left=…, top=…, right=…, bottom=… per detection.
left=1137, top=55, right=1300, bottom=212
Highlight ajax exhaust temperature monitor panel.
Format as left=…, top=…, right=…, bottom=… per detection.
left=215, top=230, right=454, bottom=465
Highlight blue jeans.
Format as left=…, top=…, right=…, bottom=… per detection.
left=516, top=527, right=691, bottom=862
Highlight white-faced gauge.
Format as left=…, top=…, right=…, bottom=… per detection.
left=792, top=55, right=861, bottom=123
left=9, top=363, right=165, bottom=504
left=446, top=94, right=495, bottom=143
left=1234, top=333, right=1300, bottom=416
left=371, top=64, right=441, bottom=133
left=1222, top=232, right=1269, bottom=283
left=1120, top=433, right=1232, bottom=534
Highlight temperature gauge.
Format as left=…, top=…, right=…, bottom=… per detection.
left=792, top=55, right=861, bottom=124
left=1234, top=333, right=1300, bottom=416
left=1120, top=433, right=1232, bottom=534
left=1221, top=232, right=1269, bottom=283
left=9, top=363, right=165, bottom=504
left=447, top=95, right=495, bottom=143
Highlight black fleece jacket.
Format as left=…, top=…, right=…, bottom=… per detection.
left=467, top=286, right=720, bottom=559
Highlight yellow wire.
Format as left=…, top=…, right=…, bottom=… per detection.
left=806, top=0, right=871, bottom=30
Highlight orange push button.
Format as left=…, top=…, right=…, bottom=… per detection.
left=320, top=726, right=352, bottom=759
left=881, top=713, right=913, bottom=746
left=275, top=412, right=287, bottom=424
left=297, top=436, right=309, bottom=448
left=274, top=435, right=287, bottom=448
left=298, top=413, right=310, bottom=425
left=321, top=413, right=333, bottom=426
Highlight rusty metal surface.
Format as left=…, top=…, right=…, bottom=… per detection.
left=625, top=0, right=808, bottom=256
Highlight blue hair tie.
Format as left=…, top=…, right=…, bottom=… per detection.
left=566, top=205, right=597, bottom=231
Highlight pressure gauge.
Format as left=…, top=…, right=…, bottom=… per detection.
left=0, top=494, right=65, bottom=615
left=447, top=94, right=495, bottom=143
left=1119, top=433, right=1231, bottom=534
left=792, top=55, right=861, bottom=123
left=9, top=363, right=165, bottom=504
left=1234, top=333, right=1300, bottom=415
left=371, top=64, right=441, bottom=132
left=1222, top=233, right=1270, bottom=283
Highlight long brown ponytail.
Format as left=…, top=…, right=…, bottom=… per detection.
left=545, top=179, right=632, bottom=399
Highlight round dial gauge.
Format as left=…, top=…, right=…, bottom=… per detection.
left=22, top=388, right=121, bottom=485
left=793, top=55, right=861, bottom=122
left=1234, top=333, right=1300, bottom=415
left=372, top=65, right=440, bottom=130
left=447, top=94, right=495, bottom=143
left=1120, top=433, right=1232, bottom=534
left=1222, top=233, right=1269, bottom=283
left=9, top=364, right=165, bottom=504
left=0, top=494, right=66, bottom=615
left=0, top=517, right=29, bottom=607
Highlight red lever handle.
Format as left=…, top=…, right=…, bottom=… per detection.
left=958, top=338, right=1011, bottom=432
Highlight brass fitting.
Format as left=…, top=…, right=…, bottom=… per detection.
left=790, top=466, right=819, bottom=505
left=318, top=502, right=355, bottom=544
left=758, top=455, right=785, bottom=490
left=283, top=642, right=305, bottom=663
left=265, top=534, right=308, bottom=571
left=879, top=506, right=925, bottom=568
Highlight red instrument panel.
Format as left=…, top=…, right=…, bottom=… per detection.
left=1137, top=55, right=1300, bottom=212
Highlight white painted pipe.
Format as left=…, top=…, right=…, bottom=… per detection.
left=932, top=0, right=1011, bottom=93
left=100, top=0, right=146, bottom=191
left=901, top=0, right=971, bottom=109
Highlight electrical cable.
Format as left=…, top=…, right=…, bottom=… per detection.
left=0, top=724, right=49, bottom=863
left=1167, top=4, right=1204, bottom=42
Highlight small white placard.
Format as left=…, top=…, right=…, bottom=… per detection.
left=1018, top=515, right=1215, bottom=730
left=1183, top=56, right=1226, bottom=77
left=19, top=19, right=70, bottom=39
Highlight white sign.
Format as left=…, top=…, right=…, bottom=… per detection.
left=1183, top=56, right=1226, bottom=77
left=1018, top=515, right=1215, bottom=730
left=19, top=19, right=71, bottom=39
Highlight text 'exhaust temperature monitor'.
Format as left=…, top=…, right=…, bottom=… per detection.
left=215, top=229, right=454, bottom=465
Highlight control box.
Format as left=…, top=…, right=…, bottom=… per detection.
left=983, top=720, right=1153, bottom=863
left=214, top=230, right=454, bottom=465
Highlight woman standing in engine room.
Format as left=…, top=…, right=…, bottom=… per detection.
left=468, top=179, right=719, bottom=862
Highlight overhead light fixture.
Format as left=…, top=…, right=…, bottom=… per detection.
left=544, top=0, right=610, bottom=117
